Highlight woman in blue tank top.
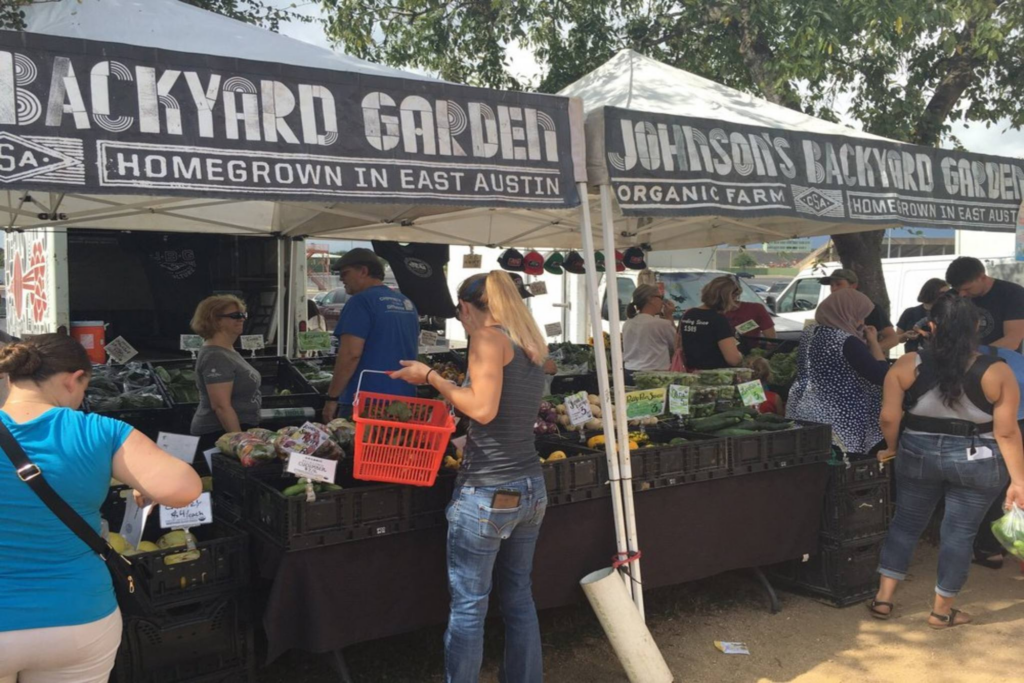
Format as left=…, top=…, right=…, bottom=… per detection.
left=0, top=334, right=202, bottom=683
left=394, top=271, right=548, bottom=683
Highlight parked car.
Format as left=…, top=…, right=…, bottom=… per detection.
left=317, top=287, right=349, bottom=330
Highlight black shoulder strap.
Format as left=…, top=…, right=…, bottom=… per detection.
left=0, top=419, right=113, bottom=559
left=963, top=355, right=1006, bottom=415
left=904, top=350, right=938, bottom=410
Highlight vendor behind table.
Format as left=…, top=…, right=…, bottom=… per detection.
left=677, top=276, right=743, bottom=370
left=622, top=284, right=677, bottom=377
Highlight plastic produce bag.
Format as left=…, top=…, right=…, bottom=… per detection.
left=991, top=504, right=1024, bottom=560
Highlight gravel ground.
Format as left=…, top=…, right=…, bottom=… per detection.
left=258, top=543, right=1024, bottom=683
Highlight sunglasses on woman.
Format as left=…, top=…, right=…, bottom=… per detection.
left=218, top=312, right=248, bottom=320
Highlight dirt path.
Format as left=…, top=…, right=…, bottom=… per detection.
left=260, top=544, right=1024, bottom=682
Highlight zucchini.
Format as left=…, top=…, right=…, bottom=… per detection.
left=689, top=415, right=743, bottom=432
left=713, top=409, right=757, bottom=420
left=754, top=413, right=790, bottom=423
left=713, top=427, right=759, bottom=436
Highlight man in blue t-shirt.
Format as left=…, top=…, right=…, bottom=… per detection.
left=323, top=248, right=420, bottom=420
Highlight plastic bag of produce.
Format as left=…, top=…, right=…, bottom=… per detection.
left=246, top=427, right=277, bottom=443
left=991, top=504, right=1024, bottom=560
left=236, top=440, right=277, bottom=466
left=118, top=387, right=164, bottom=410
left=326, top=418, right=356, bottom=447
left=119, top=362, right=155, bottom=392
left=696, top=369, right=735, bottom=386
left=633, top=372, right=699, bottom=390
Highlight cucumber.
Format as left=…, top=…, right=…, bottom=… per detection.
left=712, top=409, right=757, bottom=420
left=713, top=427, right=759, bottom=436
left=689, top=415, right=743, bottom=432
left=754, top=413, right=790, bottom=423
left=282, top=483, right=307, bottom=497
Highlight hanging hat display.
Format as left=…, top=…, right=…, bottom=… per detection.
left=563, top=251, right=586, bottom=274
left=508, top=272, right=534, bottom=298
left=522, top=250, right=545, bottom=276
left=497, top=248, right=525, bottom=271
left=623, top=246, right=647, bottom=270
left=544, top=251, right=565, bottom=275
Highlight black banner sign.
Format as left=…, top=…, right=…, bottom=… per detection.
left=604, top=106, right=1024, bottom=230
left=0, top=31, right=580, bottom=208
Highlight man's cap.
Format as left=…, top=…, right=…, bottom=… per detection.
left=508, top=273, right=534, bottom=298
left=614, top=250, right=626, bottom=273
left=522, top=250, right=545, bottom=276
left=623, top=246, right=647, bottom=270
left=820, top=268, right=859, bottom=286
left=498, top=248, right=525, bottom=272
left=563, top=251, right=586, bottom=274
left=544, top=251, right=565, bottom=274
left=334, top=248, right=383, bottom=273
left=594, top=251, right=606, bottom=273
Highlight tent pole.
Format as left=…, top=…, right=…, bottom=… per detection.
left=276, top=236, right=285, bottom=356
left=576, top=182, right=631, bottom=594
left=598, top=183, right=645, bottom=618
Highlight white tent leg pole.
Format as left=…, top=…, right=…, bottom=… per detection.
left=576, top=183, right=630, bottom=594
left=276, top=236, right=285, bottom=356
left=599, top=183, right=644, bottom=617
left=286, top=240, right=296, bottom=358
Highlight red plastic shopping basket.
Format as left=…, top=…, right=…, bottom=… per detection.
left=351, top=371, right=456, bottom=486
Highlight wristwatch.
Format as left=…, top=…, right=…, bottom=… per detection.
left=326, top=395, right=339, bottom=402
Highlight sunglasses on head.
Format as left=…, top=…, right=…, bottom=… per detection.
left=219, top=311, right=248, bottom=320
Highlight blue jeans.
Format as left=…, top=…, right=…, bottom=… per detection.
left=444, top=475, right=547, bottom=683
left=879, top=431, right=1008, bottom=597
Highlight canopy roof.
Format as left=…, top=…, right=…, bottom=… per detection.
left=0, top=0, right=585, bottom=244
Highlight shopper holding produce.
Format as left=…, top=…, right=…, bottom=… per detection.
left=871, top=292, right=1024, bottom=628
left=786, top=288, right=889, bottom=453
left=0, top=334, right=201, bottom=683
left=895, top=278, right=949, bottom=353
left=392, top=270, right=548, bottom=683
left=189, top=294, right=262, bottom=445
left=677, top=276, right=743, bottom=370
left=622, top=284, right=677, bottom=377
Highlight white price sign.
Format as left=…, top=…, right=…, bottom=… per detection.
left=286, top=452, right=338, bottom=483
left=544, top=322, right=563, bottom=337
left=564, top=391, right=593, bottom=426
left=737, top=380, right=768, bottom=407
left=179, top=334, right=203, bottom=352
left=419, top=330, right=439, bottom=348
left=462, top=253, right=483, bottom=268
left=104, top=336, right=138, bottom=364
left=528, top=281, right=548, bottom=295
left=240, top=335, right=265, bottom=351
left=157, top=432, right=200, bottom=465
left=119, top=492, right=154, bottom=550
left=668, top=385, right=691, bottom=416
left=159, top=492, right=213, bottom=529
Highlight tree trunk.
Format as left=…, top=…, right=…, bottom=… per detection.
left=832, top=232, right=890, bottom=315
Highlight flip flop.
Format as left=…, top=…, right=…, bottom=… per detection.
left=971, top=553, right=1004, bottom=570
left=867, top=599, right=894, bottom=620
left=928, top=608, right=971, bottom=629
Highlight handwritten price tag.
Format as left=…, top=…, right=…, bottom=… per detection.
left=668, top=385, right=691, bottom=416
left=528, top=281, right=548, bottom=295
left=545, top=322, right=563, bottom=337
left=157, top=432, right=200, bottom=465
left=737, top=380, right=767, bottom=407
left=735, top=319, right=759, bottom=335
left=419, top=330, right=439, bottom=348
left=104, top=336, right=138, bottom=364
left=624, top=388, right=667, bottom=420
left=179, top=335, right=203, bottom=352
left=463, top=253, right=483, bottom=268
left=286, top=452, right=338, bottom=483
left=564, top=391, right=594, bottom=426
left=159, top=492, right=213, bottom=529
left=297, top=331, right=332, bottom=353
left=119, top=492, right=154, bottom=550
left=241, top=335, right=265, bottom=351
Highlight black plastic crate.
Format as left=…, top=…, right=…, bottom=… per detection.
left=211, top=453, right=284, bottom=524
left=102, top=484, right=132, bottom=530
left=550, top=373, right=599, bottom=397
left=796, top=420, right=832, bottom=458
left=827, top=453, right=891, bottom=489
left=683, top=421, right=828, bottom=474
left=122, top=520, right=250, bottom=614
left=630, top=431, right=730, bottom=487
left=821, top=480, right=890, bottom=542
left=85, top=362, right=179, bottom=439
left=113, top=593, right=253, bottom=683
left=536, top=439, right=608, bottom=506
left=767, top=533, right=885, bottom=607
left=154, top=356, right=320, bottom=410
left=245, top=476, right=450, bottom=551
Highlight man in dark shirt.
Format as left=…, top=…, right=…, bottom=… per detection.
left=819, top=268, right=898, bottom=352
left=946, top=256, right=1024, bottom=351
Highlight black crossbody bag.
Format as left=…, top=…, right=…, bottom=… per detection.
left=0, top=420, right=139, bottom=607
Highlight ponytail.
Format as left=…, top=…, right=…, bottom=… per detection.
left=626, top=303, right=639, bottom=319
left=458, top=271, right=548, bottom=366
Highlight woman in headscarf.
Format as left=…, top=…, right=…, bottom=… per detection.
left=787, top=288, right=890, bottom=453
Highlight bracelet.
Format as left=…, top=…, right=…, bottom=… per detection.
left=425, top=368, right=435, bottom=385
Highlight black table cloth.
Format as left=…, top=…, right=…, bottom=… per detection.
left=256, top=463, right=828, bottom=662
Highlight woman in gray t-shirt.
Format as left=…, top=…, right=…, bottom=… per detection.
left=188, top=295, right=262, bottom=437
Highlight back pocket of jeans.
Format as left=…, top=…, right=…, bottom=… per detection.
left=954, top=456, right=1003, bottom=490
left=478, top=505, right=522, bottom=540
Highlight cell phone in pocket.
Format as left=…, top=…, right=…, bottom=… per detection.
left=491, top=489, right=521, bottom=509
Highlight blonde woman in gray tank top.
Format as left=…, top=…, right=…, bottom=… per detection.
left=872, top=293, right=1024, bottom=629
left=394, top=271, right=548, bottom=683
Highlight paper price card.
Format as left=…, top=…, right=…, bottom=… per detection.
left=240, top=335, right=265, bottom=351
left=286, top=452, right=338, bottom=483
left=119, top=493, right=154, bottom=550
left=419, top=330, right=439, bottom=348
left=545, top=322, right=563, bottom=337
left=463, top=253, right=483, bottom=268
left=160, top=492, right=213, bottom=529
left=104, top=336, right=138, bottom=364
left=528, top=281, right=548, bottom=295
left=737, top=380, right=767, bottom=407
left=157, top=432, right=200, bottom=465
left=735, top=319, right=759, bottom=335
left=668, top=385, right=691, bottom=416
left=297, top=330, right=332, bottom=353
left=179, top=334, right=203, bottom=352
left=564, top=391, right=594, bottom=426
left=625, top=388, right=667, bottom=420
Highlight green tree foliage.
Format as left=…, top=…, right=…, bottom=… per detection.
left=732, top=251, right=759, bottom=268
left=0, top=0, right=312, bottom=31
left=320, top=0, right=1024, bottom=312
